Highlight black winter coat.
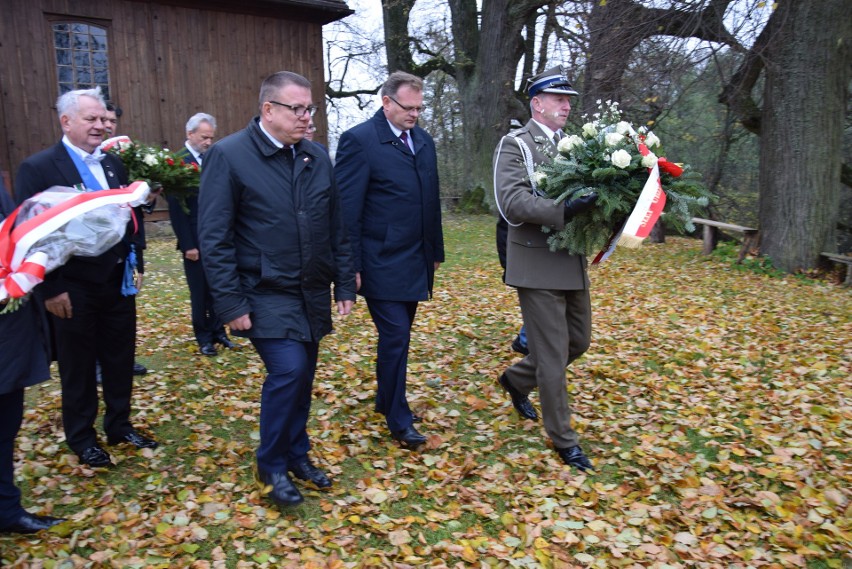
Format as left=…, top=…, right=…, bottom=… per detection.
left=197, top=118, right=355, bottom=342
left=0, top=184, right=51, bottom=395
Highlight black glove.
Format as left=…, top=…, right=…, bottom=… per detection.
left=563, top=191, right=598, bottom=221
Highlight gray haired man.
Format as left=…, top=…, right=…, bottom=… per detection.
left=167, top=112, right=235, bottom=356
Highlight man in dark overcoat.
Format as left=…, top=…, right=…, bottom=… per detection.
left=198, top=71, right=355, bottom=507
left=492, top=66, right=598, bottom=471
left=0, top=180, right=67, bottom=533
left=14, top=88, right=157, bottom=469
left=335, top=71, right=445, bottom=450
left=168, top=112, right=234, bottom=356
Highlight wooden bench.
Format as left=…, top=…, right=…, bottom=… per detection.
left=691, top=217, right=758, bottom=262
left=821, top=252, right=852, bottom=286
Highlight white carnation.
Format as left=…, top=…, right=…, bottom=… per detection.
left=644, top=132, right=661, bottom=148
left=531, top=171, right=547, bottom=187
left=557, top=135, right=584, bottom=155
left=641, top=152, right=658, bottom=168
left=142, top=153, right=158, bottom=167
left=611, top=149, right=632, bottom=169
left=616, top=121, right=632, bottom=135
left=582, top=123, right=597, bottom=138
left=605, top=132, right=624, bottom=147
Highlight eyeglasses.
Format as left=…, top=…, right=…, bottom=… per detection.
left=268, top=100, right=318, bottom=118
left=387, top=95, right=423, bottom=114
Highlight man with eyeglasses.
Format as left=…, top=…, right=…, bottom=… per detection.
left=305, top=119, right=328, bottom=155
left=335, top=71, right=444, bottom=451
left=197, top=71, right=355, bottom=507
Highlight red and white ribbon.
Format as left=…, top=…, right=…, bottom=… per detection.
left=0, top=181, right=150, bottom=301
left=616, top=159, right=666, bottom=249
left=591, top=143, right=670, bottom=264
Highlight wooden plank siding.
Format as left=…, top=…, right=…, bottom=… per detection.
left=0, top=0, right=349, bottom=197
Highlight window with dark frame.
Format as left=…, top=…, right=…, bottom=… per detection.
left=52, top=22, right=110, bottom=100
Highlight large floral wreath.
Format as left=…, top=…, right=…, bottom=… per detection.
left=534, top=101, right=712, bottom=258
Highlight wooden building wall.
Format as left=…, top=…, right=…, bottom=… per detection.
left=0, top=0, right=345, bottom=193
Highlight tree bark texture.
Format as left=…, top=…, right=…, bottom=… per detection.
left=448, top=0, right=548, bottom=198
left=758, top=0, right=851, bottom=272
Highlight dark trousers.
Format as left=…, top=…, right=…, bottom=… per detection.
left=0, top=389, right=26, bottom=524
left=54, top=276, right=136, bottom=453
left=183, top=256, right=224, bottom=345
left=250, top=338, right=318, bottom=473
left=365, top=298, right=418, bottom=433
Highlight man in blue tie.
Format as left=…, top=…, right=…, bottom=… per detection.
left=14, top=88, right=158, bottom=469
left=335, top=71, right=445, bottom=450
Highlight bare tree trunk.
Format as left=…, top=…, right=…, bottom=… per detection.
left=382, top=0, right=417, bottom=73
left=757, top=0, right=850, bottom=271
left=448, top=0, right=547, bottom=198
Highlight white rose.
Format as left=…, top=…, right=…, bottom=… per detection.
left=582, top=123, right=597, bottom=138
left=557, top=135, right=584, bottom=155
left=531, top=171, right=547, bottom=187
left=142, top=153, right=158, bottom=167
left=611, top=149, right=632, bottom=169
left=616, top=121, right=632, bottom=135
left=644, top=132, right=661, bottom=148
left=605, top=132, right=624, bottom=147
left=641, top=152, right=658, bottom=168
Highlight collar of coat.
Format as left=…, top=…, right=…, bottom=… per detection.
left=247, top=117, right=326, bottom=161
left=371, top=108, right=423, bottom=148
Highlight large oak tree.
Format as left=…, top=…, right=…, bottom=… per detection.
left=329, top=0, right=850, bottom=272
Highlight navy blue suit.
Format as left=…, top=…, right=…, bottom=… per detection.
left=167, top=149, right=225, bottom=346
left=0, top=181, right=52, bottom=526
left=335, top=109, right=444, bottom=433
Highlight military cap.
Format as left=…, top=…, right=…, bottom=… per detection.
left=525, top=65, right=579, bottom=98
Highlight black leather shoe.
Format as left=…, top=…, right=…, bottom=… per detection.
left=108, top=430, right=158, bottom=449
left=257, top=469, right=304, bottom=506
left=557, top=445, right=594, bottom=472
left=199, top=343, right=218, bottom=356
left=133, top=362, right=148, bottom=375
left=0, top=512, right=66, bottom=534
left=391, top=425, right=427, bottom=449
left=289, top=459, right=332, bottom=489
left=78, top=445, right=112, bottom=468
left=498, top=373, right=538, bottom=421
left=215, top=335, right=236, bottom=349
left=511, top=335, right=529, bottom=356
left=412, top=414, right=423, bottom=423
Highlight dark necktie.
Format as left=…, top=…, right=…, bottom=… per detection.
left=197, top=152, right=204, bottom=164
left=400, top=131, right=411, bottom=151
left=553, top=131, right=562, bottom=145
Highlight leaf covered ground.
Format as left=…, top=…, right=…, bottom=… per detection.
left=2, top=214, right=850, bottom=568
